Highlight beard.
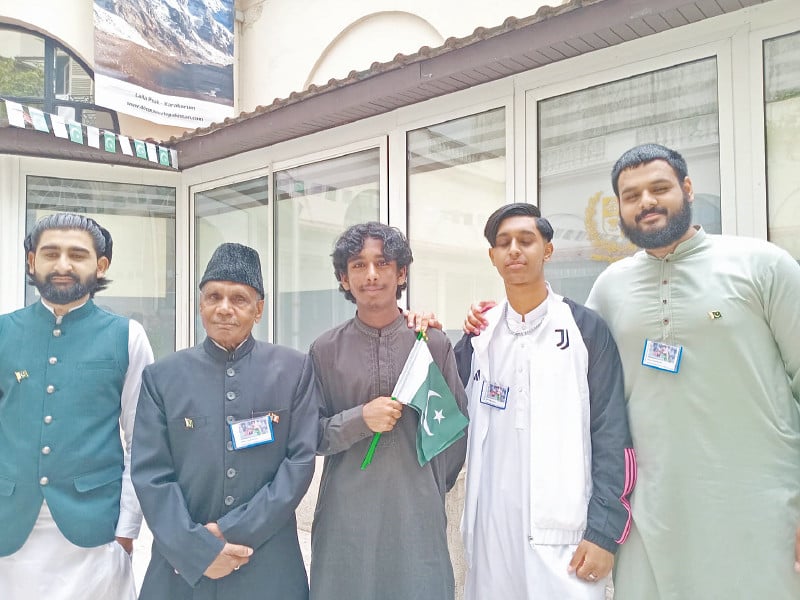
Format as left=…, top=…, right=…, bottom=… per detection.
left=619, top=194, right=693, bottom=249
left=31, top=272, right=97, bottom=305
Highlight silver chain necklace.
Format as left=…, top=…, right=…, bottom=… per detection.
left=503, top=302, right=546, bottom=337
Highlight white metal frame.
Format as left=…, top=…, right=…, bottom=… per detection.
left=187, top=166, right=271, bottom=345
left=0, top=156, right=22, bottom=314
left=746, top=16, right=800, bottom=240
left=387, top=95, right=516, bottom=234
left=5, top=157, right=180, bottom=322
left=523, top=38, right=737, bottom=232
left=269, top=135, right=388, bottom=339
left=517, top=0, right=797, bottom=239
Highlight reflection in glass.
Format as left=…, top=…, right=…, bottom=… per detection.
left=407, top=108, right=507, bottom=342
left=538, top=58, right=721, bottom=302
left=26, top=176, right=176, bottom=359
left=0, top=28, right=45, bottom=99
left=195, top=177, right=269, bottom=343
left=275, top=149, right=380, bottom=351
left=764, top=32, right=800, bottom=260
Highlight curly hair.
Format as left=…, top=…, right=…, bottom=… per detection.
left=332, top=222, right=413, bottom=303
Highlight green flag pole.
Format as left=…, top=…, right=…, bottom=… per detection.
left=360, top=329, right=427, bottom=470
left=360, top=430, right=382, bottom=470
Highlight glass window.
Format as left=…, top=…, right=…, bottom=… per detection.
left=0, top=25, right=118, bottom=131
left=0, top=28, right=44, bottom=100
left=26, top=176, right=176, bottom=359
left=764, top=31, right=800, bottom=260
left=194, top=177, right=270, bottom=343
left=407, top=108, right=507, bottom=342
left=274, top=149, right=381, bottom=351
left=537, top=58, right=721, bottom=302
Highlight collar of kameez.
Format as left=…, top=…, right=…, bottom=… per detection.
left=203, top=334, right=256, bottom=362
left=503, top=297, right=549, bottom=336
left=35, top=298, right=95, bottom=324
left=353, top=311, right=406, bottom=338
left=643, top=225, right=706, bottom=262
left=472, top=283, right=560, bottom=357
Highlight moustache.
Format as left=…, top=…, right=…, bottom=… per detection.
left=46, top=273, right=79, bottom=284
left=636, top=207, right=668, bottom=223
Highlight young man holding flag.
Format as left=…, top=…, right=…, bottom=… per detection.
left=454, top=204, right=635, bottom=600
left=308, top=222, right=468, bottom=600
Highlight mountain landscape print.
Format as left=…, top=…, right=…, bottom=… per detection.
left=94, top=0, right=234, bottom=126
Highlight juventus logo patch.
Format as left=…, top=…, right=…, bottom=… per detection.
left=555, top=329, right=570, bottom=350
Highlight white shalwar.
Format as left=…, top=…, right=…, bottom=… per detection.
left=0, top=501, right=136, bottom=600
left=0, top=317, right=150, bottom=600
left=464, top=303, right=607, bottom=600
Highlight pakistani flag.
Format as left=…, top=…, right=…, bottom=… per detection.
left=393, top=339, right=468, bottom=466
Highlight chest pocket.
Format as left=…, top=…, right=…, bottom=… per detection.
left=77, top=360, right=119, bottom=370
left=71, top=360, right=124, bottom=415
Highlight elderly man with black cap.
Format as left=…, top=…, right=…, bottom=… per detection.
left=0, top=212, right=154, bottom=599
left=132, top=242, right=320, bottom=599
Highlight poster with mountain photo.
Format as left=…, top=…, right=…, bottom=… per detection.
left=94, top=0, right=234, bottom=128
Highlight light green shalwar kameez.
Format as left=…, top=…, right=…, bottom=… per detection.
left=587, top=228, right=800, bottom=599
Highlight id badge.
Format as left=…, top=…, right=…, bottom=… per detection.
left=479, top=380, right=509, bottom=410
left=641, top=339, right=683, bottom=373
left=229, top=415, right=275, bottom=450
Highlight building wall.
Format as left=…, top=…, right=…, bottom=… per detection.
left=236, top=0, right=560, bottom=112
left=1, top=0, right=560, bottom=138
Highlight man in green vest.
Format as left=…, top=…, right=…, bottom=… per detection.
left=0, top=213, right=154, bottom=600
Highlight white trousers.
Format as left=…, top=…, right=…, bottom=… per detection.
left=465, top=542, right=609, bottom=600
left=0, top=501, right=136, bottom=600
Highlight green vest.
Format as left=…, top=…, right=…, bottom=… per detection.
left=0, top=300, right=129, bottom=555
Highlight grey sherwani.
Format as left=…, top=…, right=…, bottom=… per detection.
left=132, top=335, right=319, bottom=600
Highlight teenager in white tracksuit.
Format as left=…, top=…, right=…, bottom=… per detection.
left=454, top=203, right=636, bottom=600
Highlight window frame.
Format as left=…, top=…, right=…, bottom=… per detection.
left=0, top=23, right=120, bottom=131
left=269, top=137, right=387, bottom=345
left=748, top=18, right=800, bottom=243
left=522, top=38, right=736, bottom=236
left=13, top=155, right=180, bottom=341
left=188, top=167, right=271, bottom=345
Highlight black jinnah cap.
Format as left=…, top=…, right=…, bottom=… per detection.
left=199, top=243, right=264, bottom=298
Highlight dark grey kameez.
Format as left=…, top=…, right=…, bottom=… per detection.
left=309, top=314, right=467, bottom=600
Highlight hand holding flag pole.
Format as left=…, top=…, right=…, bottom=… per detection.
left=361, top=330, right=467, bottom=470
left=360, top=400, right=394, bottom=470
left=361, top=330, right=426, bottom=470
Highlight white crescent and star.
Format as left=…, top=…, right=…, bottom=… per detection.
left=421, top=390, right=443, bottom=437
